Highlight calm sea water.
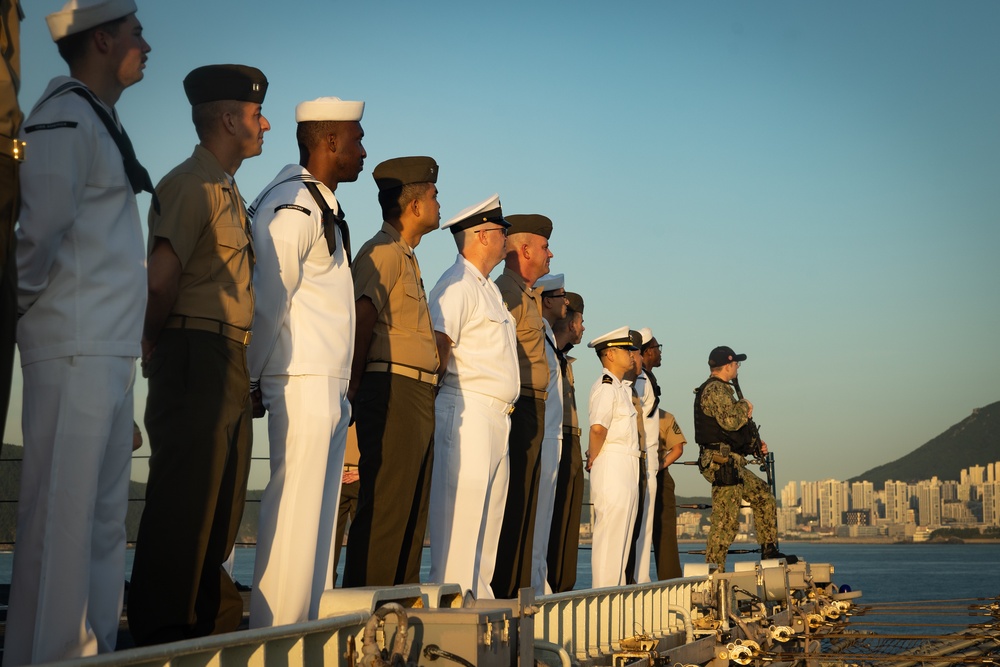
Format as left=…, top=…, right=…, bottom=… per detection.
left=3, top=542, right=997, bottom=634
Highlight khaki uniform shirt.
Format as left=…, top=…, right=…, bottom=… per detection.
left=352, top=222, right=438, bottom=372
left=1, top=0, right=22, bottom=140
left=496, top=268, right=548, bottom=392
left=631, top=388, right=646, bottom=451
left=561, top=353, right=579, bottom=432
left=657, top=410, right=686, bottom=469
left=149, top=145, right=255, bottom=330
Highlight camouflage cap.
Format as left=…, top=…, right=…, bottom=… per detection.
left=708, top=345, right=747, bottom=367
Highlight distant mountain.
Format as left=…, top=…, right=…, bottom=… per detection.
left=849, top=401, right=1000, bottom=487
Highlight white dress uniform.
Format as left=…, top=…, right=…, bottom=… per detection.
left=531, top=319, right=563, bottom=594
left=7, top=76, right=145, bottom=664
left=589, top=369, right=640, bottom=588
left=247, top=164, right=354, bottom=627
left=632, top=370, right=659, bottom=583
left=428, top=254, right=519, bottom=598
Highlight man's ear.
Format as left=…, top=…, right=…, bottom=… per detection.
left=92, top=27, right=113, bottom=55
left=221, top=110, right=237, bottom=136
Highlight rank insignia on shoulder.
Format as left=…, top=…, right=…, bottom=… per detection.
left=275, top=204, right=311, bottom=215
left=24, top=121, right=79, bottom=133
left=602, top=375, right=614, bottom=384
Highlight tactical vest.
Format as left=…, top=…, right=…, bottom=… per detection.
left=693, top=376, right=752, bottom=454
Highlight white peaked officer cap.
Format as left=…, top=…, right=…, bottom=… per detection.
left=637, top=327, right=654, bottom=346
left=588, top=326, right=639, bottom=353
left=442, top=193, right=510, bottom=233
left=536, top=273, right=565, bottom=293
left=295, top=97, right=365, bottom=122
left=47, top=0, right=137, bottom=41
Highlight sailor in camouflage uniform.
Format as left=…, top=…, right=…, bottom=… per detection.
left=694, top=346, right=786, bottom=571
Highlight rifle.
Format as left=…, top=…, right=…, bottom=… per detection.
left=731, top=376, right=777, bottom=499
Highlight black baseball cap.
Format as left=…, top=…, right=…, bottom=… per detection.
left=708, top=346, right=747, bottom=368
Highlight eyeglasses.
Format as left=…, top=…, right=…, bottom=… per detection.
left=479, top=227, right=508, bottom=237
left=544, top=292, right=567, bottom=300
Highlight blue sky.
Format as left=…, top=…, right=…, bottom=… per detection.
left=8, top=1, right=999, bottom=497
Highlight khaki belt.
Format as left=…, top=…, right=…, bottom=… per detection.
left=164, top=315, right=252, bottom=346
left=519, top=386, right=548, bottom=401
left=1, top=135, right=26, bottom=162
left=563, top=426, right=582, bottom=436
left=366, top=361, right=438, bottom=386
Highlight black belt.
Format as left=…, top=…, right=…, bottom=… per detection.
left=164, top=315, right=252, bottom=346
left=563, top=426, right=582, bottom=436
left=700, top=443, right=725, bottom=451
left=519, top=386, right=548, bottom=401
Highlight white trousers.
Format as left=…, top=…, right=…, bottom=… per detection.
left=530, top=434, right=561, bottom=595
left=5, top=356, right=135, bottom=665
left=632, top=454, right=658, bottom=583
left=250, top=375, right=349, bottom=627
left=589, top=448, right=638, bottom=589
left=429, top=389, right=510, bottom=599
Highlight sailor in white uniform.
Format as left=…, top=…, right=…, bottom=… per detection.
left=246, top=96, right=365, bottom=627
left=586, top=326, right=641, bottom=589
left=6, top=1, right=152, bottom=663
left=631, top=326, right=659, bottom=583
left=428, top=194, right=519, bottom=599
left=531, top=272, right=565, bottom=595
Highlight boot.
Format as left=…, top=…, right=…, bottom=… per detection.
left=761, top=543, right=798, bottom=564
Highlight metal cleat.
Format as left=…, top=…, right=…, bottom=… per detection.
left=727, top=641, right=755, bottom=665
left=770, top=624, right=794, bottom=642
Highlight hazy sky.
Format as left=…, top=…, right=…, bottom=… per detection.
left=8, top=1, right=999, bottom=497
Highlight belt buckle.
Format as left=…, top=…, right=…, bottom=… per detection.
left=242, top=330, right=253, bottom=346
left=12, top=138, right=25, bottom=162
left=506, top=403, right=515, bottom=415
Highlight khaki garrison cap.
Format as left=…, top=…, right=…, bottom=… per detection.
left=505, top=214, right=552, bottom=239
left=628, top=330, right=643, bottom=350
left=373, top=157, right=439, bottom=192
left=184, top=65, right=268, bottom=106
left=565, top=292, right=584, bottom=314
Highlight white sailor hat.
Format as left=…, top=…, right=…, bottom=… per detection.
left=295, top=96, right=365, bottom=122
left=442, top=194, right=510, bottom=234
left=47, top=0, right=137, bottom=41
left=588, top=326, right=639, bottom=353
left=536, top=273, right=565, bottom=295
left=637, top=327, right=654, bottom=347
